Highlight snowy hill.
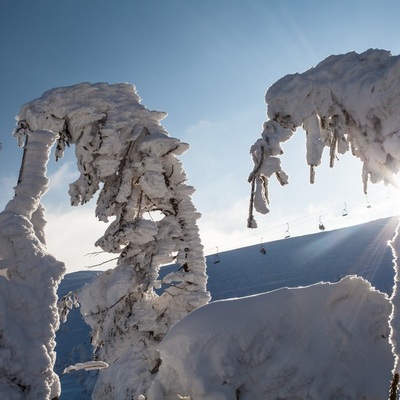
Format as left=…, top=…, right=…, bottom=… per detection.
left=56, top=216, right=398, bottom=399
left=204, top=215, right=398, bottom=300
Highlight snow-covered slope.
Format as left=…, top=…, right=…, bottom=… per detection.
left=56, top=216, right=398, bottom=399
left=204, top=215, right=397, bottom=300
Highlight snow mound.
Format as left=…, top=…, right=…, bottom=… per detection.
left=148, top=276, right=393, bottom=399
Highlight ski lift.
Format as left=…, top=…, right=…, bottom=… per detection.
left=213, top=247, right=220, bottom=264
left=342, top=202, right=348, bottom=217
left=366, top=195, right=372, bottom=209
left=259, top=238, right=267, bottom=255
left=318, top=215, right=325, bottom=231
left=284, top=223, right=291, bottom=239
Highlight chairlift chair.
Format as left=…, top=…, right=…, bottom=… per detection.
left=259, top=238, right=267, bottom=254
left=318, top=215, right=325, bottom=231
left=284, top=223, right=291, bottom=239
left=342, top=202, right=348, bottom=217
left=213, top=247, right=220, bottom=264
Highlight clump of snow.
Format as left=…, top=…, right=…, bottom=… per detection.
left=148, top=276, right=393, bottom=400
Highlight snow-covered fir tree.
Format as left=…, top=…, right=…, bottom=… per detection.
left=247, top=48, right=400, bottom=394
left=0, top=130, right=65, bottom=399
left=14, top=82, right=210, bottom=399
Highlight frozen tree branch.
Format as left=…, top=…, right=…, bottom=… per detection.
left=248, top=48, right=400, bottom=396
left=249, top=49, right=400, bottom=223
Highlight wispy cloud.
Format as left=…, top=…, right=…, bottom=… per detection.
left=47, top=161, right=79, bottom=190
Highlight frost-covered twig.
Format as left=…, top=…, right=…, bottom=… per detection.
left=84, top=256, right=119, bottom=269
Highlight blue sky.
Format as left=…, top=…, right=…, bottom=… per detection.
left=2, top=0, right=400, bottom=272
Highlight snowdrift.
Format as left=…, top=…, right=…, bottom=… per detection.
left=149, top=276, right=393, bottom=400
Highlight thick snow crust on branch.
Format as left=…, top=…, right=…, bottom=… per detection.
left=16, top=82, right=210, bottom=398
left=0, top=131, right=65, bottom=399
left=248, top=49, right=400, bottom=225
left=148, top=276, right=393, bottom=400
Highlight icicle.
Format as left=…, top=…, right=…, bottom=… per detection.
left=304, top=113, right=324, bottom=174
left=329, top=129, right=338, bottom=168
left=310, top=165, right=315, bottom=184
left=17, top=134, right=28, bottom=185
left=247, top=177, right=257, bottom=228
left=362, top=164, right=369, bottom=195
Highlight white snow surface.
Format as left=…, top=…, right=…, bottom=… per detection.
left=149, top=276, right=393, bottom=400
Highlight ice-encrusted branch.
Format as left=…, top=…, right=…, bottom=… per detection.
left=248, top=48, right=400, bottom=393
left=249, top=49, right=400, bottom=223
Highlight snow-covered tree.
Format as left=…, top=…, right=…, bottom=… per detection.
left=0, top=131, right=65, bottom=399
left=15, top=82, right=210, bottom=399
left=247, top=49, right=400, bottom=395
